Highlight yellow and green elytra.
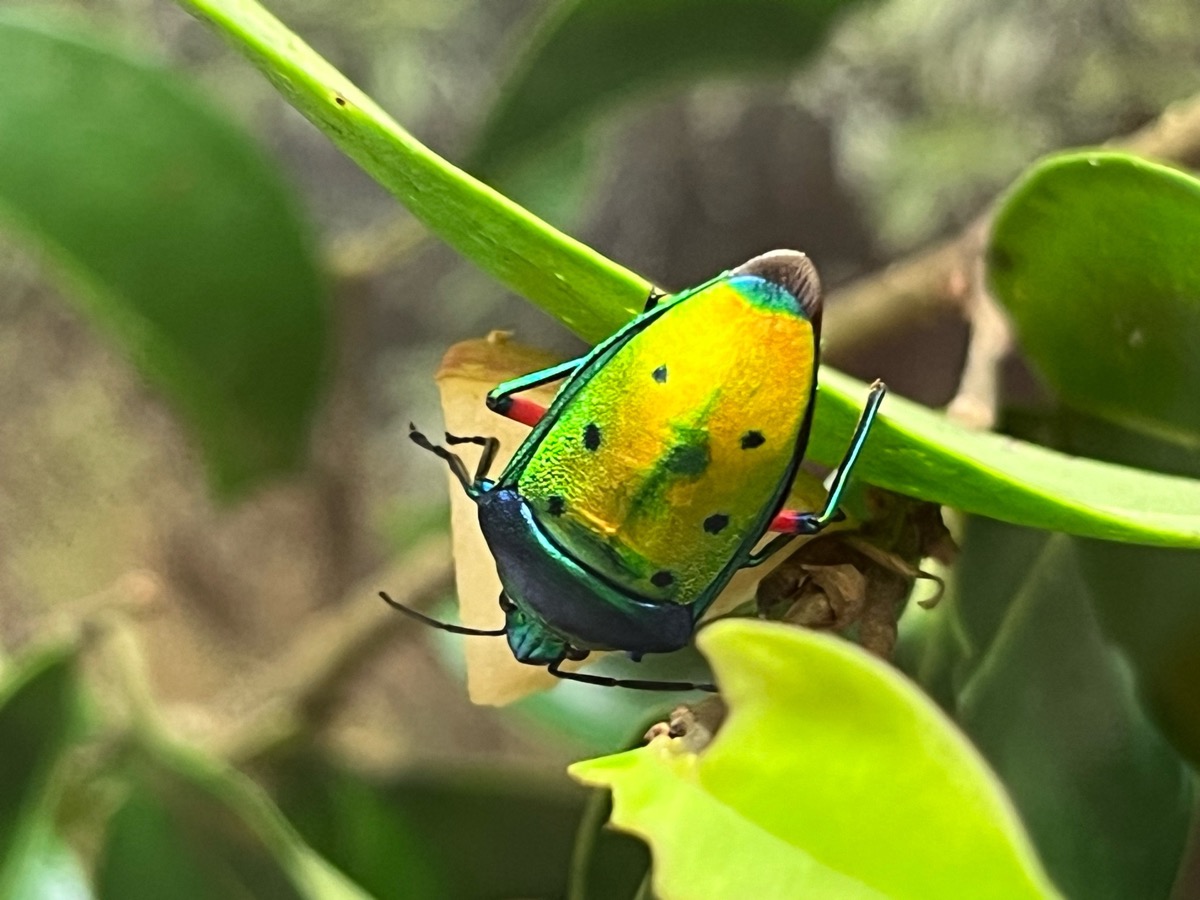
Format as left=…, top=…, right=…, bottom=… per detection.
left=389, top=250, right=887, bottom=692
left=517, top=275, right=816, bottom=604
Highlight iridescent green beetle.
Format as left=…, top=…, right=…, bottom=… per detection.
left=385, top=250, right=885, bottom=691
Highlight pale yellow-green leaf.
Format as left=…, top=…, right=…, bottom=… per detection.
left=571, top=620, right=1060, bottom=899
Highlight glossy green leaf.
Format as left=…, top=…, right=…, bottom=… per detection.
left=0, top=646, right=80, bottom=899
left=946, top=525, right=1193, bottom=899
left=572, top=620, right=1060, bottom=900
left=811, top=366, right=1200, bottom=547
left=178, top=0, right=1200, bottom=548
left=0, top=16, right=328, bottom=496
left=270, top=753, right=648, bottom=900
left=471, top=0, right=873, bottom=174
left=97, top=739, right=373, bottom=900
left=989, top=152, right=1200, bottom=448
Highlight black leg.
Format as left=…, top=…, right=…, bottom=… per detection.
left=444, top=432, right=501, bottom=483
left=643, top=287, right=668, bottom=311
left=548, top=659, right=716, bottom=693
left=379, top=591, right=507, bottom=636
left=409, top=424, right=477, bottom=496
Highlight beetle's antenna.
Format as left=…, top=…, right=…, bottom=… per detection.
left=548, top=659, right=717, bottom=693
left=443, top=432, right=501, bottom=484
left=379, top=591, right=507, bottom=636
left=408, top=424, right=477, bottom=496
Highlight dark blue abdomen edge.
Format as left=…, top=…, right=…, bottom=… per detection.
left=477, top=488, right=695, bottom=661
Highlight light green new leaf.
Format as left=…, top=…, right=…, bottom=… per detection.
left=471, top=0, right=874, bottom=174
left=571, top=620, right=1060, bottom=899
left=0, top=645, right=80, bottom=900
left=178, top=0, right=1200, bottom=548
left=0, top=16, right=328, bottom=496
left=990, top=152, right=1200, bottom=448
left=97, top=738, right=374, bottom=900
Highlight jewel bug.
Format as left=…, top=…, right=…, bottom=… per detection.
left=384, top=250, right=886, bottom=691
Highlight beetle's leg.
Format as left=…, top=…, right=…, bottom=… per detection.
left=741, top=533, right=796, bottom=568
left=380, top=591, right=506, bottom=636
left=444, top=433, right=501, bottom=483
left=548, top=658, right=717, bottom=693
left=486, top=357, right=585, bottom=426
left=408, top=424, right=480, bottom=498
left=643, top=286, right=668, bottom=311
left=747, top=380, right=887, bottom=561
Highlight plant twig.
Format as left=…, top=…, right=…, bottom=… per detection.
left=944, top=223, right=1013, bottom=431
left=210, top=535, right=454, bottom=765
left=823, top=90, right=1200, bottom=360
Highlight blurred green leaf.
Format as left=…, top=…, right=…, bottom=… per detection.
left=270, top=753, right=648, bottom=900
left=572, top=620, right=1060, bottom=899
left=471, top=0, right=874, bottom=174
left=0, top=15, right=328, bottom=497
left=0, top=645, right=80, bottom=899
left=979, top=407, right=1200, bottom=771
left=1077, top=538, right=1200, bottom=772
left=4, top=821, right=92, bottom=900
left=944, top=526, right=1194, bottom=899
left=989, top=152, right=1200, bottom=448
left=178, top=0, right=1200, bottom=549
left=97, top=740, right=373, bottom=900
left=1049, top=413, right=1200, bottom=771
left=182, top=0, right=650, bottom=343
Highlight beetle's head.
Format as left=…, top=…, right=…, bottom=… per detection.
left=505, top=604, right=571, bottom=666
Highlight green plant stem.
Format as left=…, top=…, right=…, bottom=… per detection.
left=568, top=788, right=615, bottom=900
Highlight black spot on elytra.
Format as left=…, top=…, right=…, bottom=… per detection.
left=741, top=430, right=765, bottom=449
left=583, top=423, right=601, bottom=451
left=703, top=513, right=730, bottom=534
left=652, top=365, right=668, bottom=383
left=651, top=570, right=674, bottom=588
left=546, top=495, right=565, bottom=516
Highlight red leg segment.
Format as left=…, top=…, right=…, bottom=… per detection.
left=501, top=396, right=547, bottom=427
left=770, top=509, right=805, bottom=533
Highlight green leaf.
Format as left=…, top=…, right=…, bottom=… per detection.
left=471, top=0, right=873, bottom=174
left=989, top=152, right=1200, bottom=448
left=181, top=0, right=650, bottom=343
left=4, top=822, right=92, bottom=900
left=0, top=15, right=328, bottom=496
left=97, top=739, right=374, bottom=900
left=177, top=0, right=1200, bottom=549
left=270, top=752, right=648, bottom=900
left=0, top=646, right=80, bottom=899
left=1049, top=412, right=1200, bottom=771
left=947, top=525, right=1193, bottom=899
left=1077, top=538, right=1200, bottom=771
left=571, top=620, right=1060, bottom=900
left=812, top=366, right=1200, bottom=548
